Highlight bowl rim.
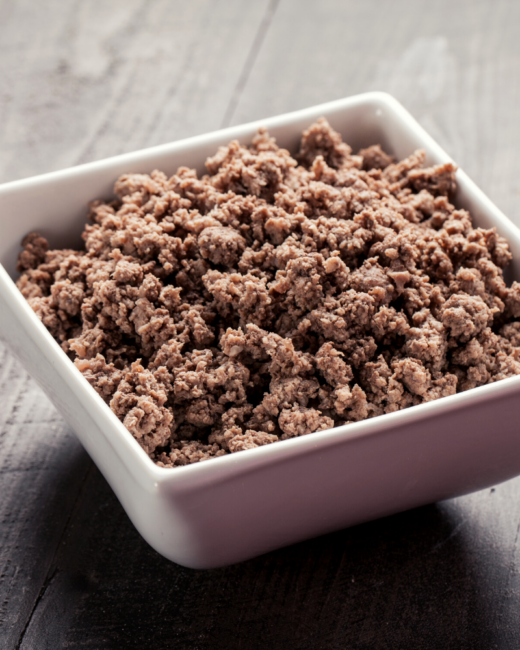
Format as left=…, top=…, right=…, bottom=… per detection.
left=3, top=90, right=520, bottom=490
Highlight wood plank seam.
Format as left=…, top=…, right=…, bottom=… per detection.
left=13, top=462, right=95, bottom=649
left=13, top=567, right=60, bottom=650
left=220, top=0, right=280, bottom=128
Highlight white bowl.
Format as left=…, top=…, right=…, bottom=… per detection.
left=2, top=92, right=520, bottom=569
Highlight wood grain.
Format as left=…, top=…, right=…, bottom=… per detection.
left=2, top=0, right=520, bottom=647
left=0, top=0, right=270, bottom=181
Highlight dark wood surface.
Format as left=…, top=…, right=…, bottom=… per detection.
left=2, top=1, right=520, bottom=647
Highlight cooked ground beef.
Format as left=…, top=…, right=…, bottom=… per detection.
left=16, top=118, right=520, bottom=468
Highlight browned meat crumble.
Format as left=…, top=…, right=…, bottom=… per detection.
left=16, top=118, right=520, bottom=468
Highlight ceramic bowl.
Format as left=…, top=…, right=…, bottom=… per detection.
left=2, top=92, right=520, bottom=569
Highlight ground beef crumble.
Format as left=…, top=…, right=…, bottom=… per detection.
left=16, top=118, right=520, bottom=468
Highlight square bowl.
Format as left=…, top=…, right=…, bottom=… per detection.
left=2, top=92, right=520, bottom=569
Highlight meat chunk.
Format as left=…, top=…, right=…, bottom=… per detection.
left=279, top=406, right=334, bottom=439
left=198, top=226, right=246, bottom=266
left=441, top=293, right=493, bottom=342
left=359, top=144, right=394, bottom=171
left=297, top=117, right=352, bottom=169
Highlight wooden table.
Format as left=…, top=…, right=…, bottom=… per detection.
left=2, top=1, right=520, bottom=647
